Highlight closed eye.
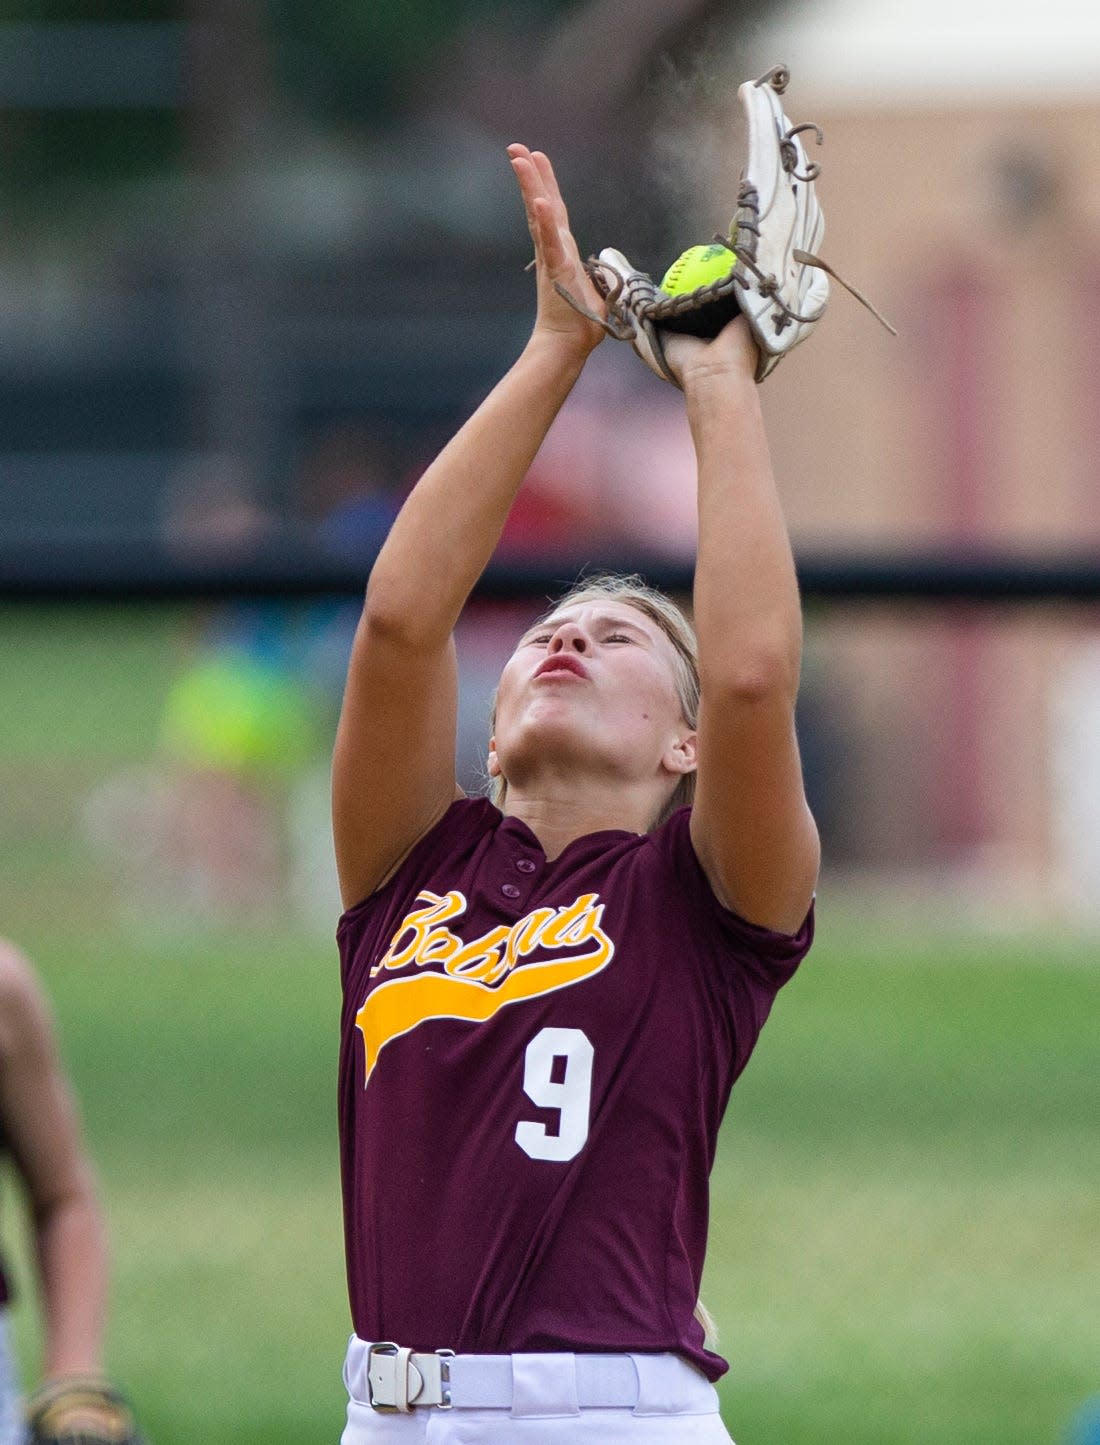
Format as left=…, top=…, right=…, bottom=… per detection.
left=604, top=633, right=633, bottom=644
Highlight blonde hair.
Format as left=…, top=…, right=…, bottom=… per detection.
left=487, top=574, right=699, bottom=827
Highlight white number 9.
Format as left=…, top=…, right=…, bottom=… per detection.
left=515, top=1027, right=594, bottom=1163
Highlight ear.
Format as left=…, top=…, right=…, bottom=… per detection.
left=663, top=729, right=698, bottom=777
left=487, top=737, right=501, bottom=778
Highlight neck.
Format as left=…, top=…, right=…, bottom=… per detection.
left=500, top=777, right=668, bottom=860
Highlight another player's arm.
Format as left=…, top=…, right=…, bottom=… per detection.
left=672, top=319, right=820, bottom=934
left=0, top=943, right=108, bottom=1380
left=332, top=146, right=606, bottom=908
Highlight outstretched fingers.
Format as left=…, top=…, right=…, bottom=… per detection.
left=507, top=146, right=569, bottom=274
left=507, top=143, right=606, bottom=352
left=508, top=145, right=565, bottom=215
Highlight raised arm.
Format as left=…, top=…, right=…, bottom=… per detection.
left=669, top=319, right=820, bottom=934
left=332, top=147, right=607, bottom=908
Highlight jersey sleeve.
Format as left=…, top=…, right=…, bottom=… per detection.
left=653, top=807, right=815, bottom=1074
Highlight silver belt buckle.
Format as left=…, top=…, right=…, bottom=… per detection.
left=366, top=1342, right=454, bottom=1412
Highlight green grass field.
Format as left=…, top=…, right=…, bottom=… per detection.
left=1, top=608, right=1097, bottom=1444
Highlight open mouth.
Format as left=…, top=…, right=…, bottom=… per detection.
left=535, top=656, right=589, bottom=680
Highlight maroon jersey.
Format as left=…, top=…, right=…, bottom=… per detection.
left=337, top=799, right=813, bottom=1381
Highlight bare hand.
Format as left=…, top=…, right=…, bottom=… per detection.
left=663, top=314, right=760, bottom=390
left=507, top=144, right=606, bottom=358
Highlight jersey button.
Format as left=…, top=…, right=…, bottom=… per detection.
left=515, top=858, right=537, bottom=874
left=501, top=882, right=522, bottom=899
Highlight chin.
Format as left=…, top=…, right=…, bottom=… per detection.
left=500, top=708, right=589, bottom=766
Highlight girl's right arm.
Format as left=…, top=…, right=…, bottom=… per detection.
left=332, top=147, right=606, bottom=909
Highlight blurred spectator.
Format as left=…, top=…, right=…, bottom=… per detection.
left=298, top=422, right=401, bottom=566
left=86, top=457, right=324, bottom=928
left=160, top=453, right=274, bottom=557
left=156, top=639, right=320, bottom=917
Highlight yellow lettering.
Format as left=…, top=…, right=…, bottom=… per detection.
left=445, top=927, right=511, bottom=982
left=371, top=891, right=466, bottom=976
left=537, top=894, right=601, bottom=950
left=503, top=908, right=556, bottom=975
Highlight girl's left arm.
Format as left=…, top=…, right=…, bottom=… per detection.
left=671, top=319, right=820, bottom=934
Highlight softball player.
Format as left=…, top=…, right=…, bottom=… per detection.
left=331, top=145, right=818, bottom=1442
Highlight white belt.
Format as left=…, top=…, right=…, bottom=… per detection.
left=343, top=1337, right=720, bottom=1417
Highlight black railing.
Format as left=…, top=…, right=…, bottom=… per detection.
left=3, top=534, right=1100, bottom=605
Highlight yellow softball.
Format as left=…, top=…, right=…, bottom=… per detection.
left=659, top=243, right=737, bottom=296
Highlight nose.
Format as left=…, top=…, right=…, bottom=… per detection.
left=548, top=622, right=588, bottom=654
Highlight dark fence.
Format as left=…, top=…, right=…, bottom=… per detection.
left=3, top=536, right=1100, bottom=605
